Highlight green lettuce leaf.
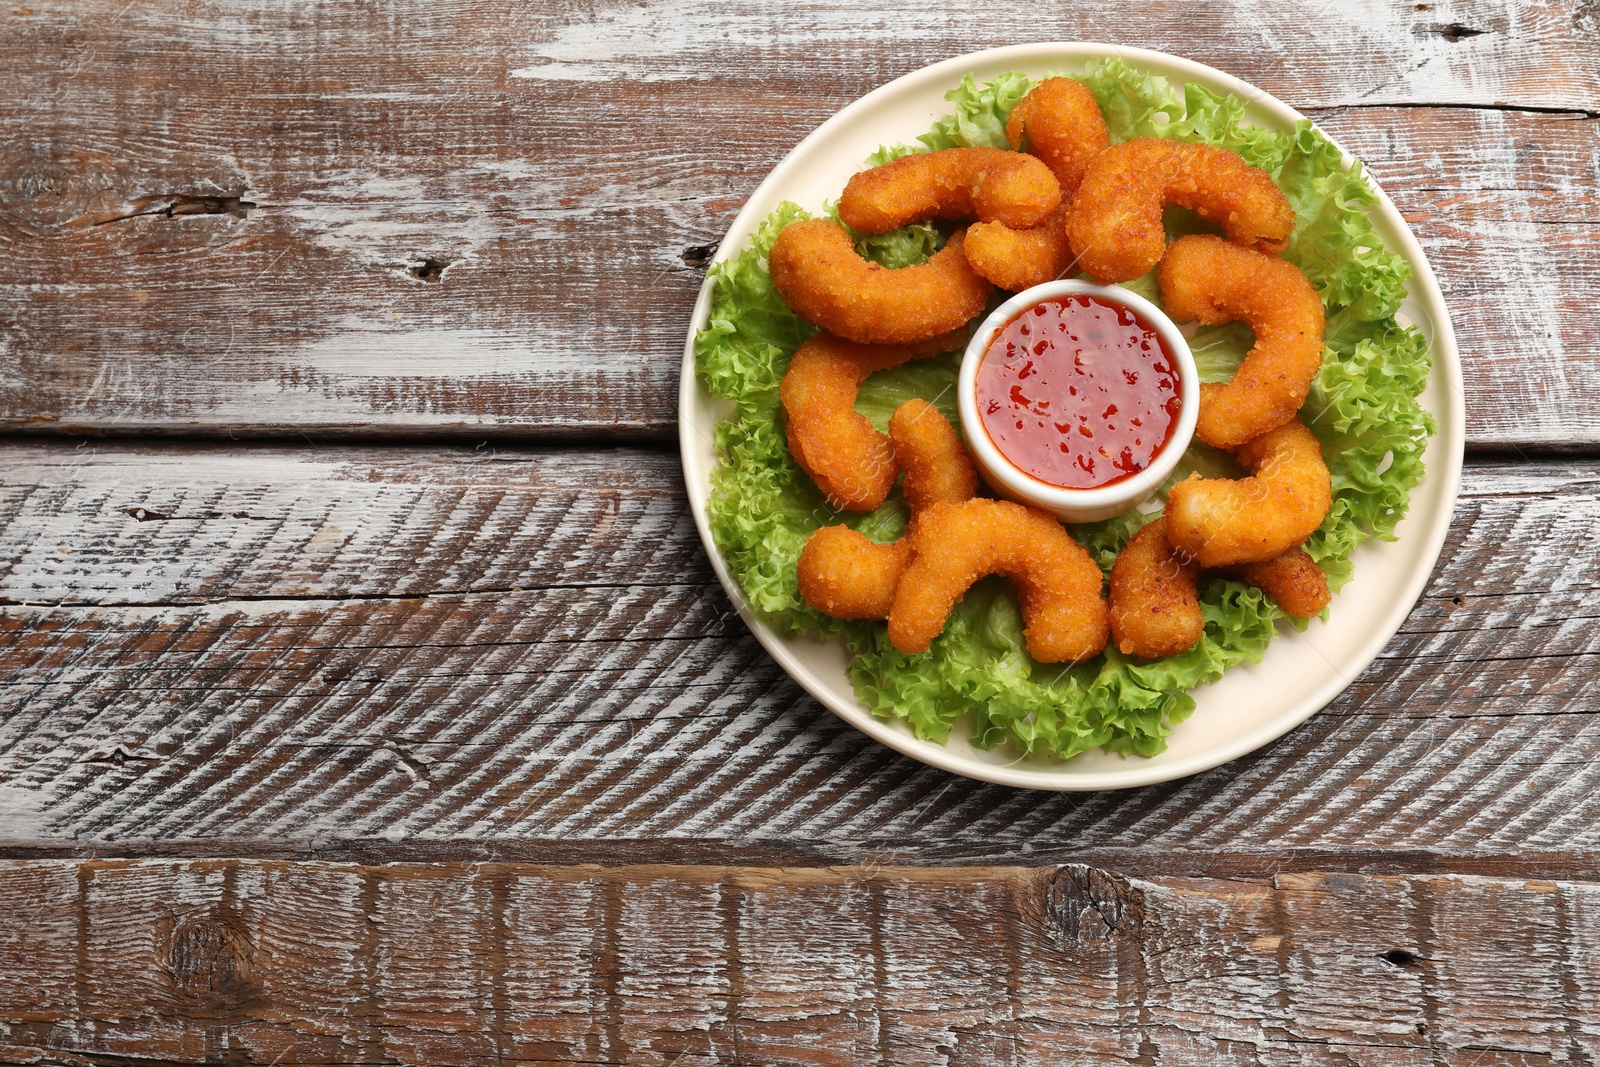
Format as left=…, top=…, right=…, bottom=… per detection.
left=919, top=70, right=1035, bottom=151
left=1075, top=56, right=1185, bottom=142
left=694, top=201, right=816, bottom=403
left=1279, top=122, right=1412, bottom=321
left=1302, top=323, right=1435, bottom=589
left=852, top=352, right=963, bottom=433
left=864, top=71, right=1034, bottom=166
left=851, top=220, right=946, bottom=269
left=1166, top=83, right=1293, bottom=173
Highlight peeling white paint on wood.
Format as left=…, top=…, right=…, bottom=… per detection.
left=2, top=861, right=1599, bottom=1065
left=0, top=442, right=1593, bottom=854
left=276, top=172, right=510, bottom=271
left=0, top=783, right=51, bottom=839
left=505, top=0, right=1600, bottom=109
left=288, top=319, right=596, bottom=377
left=0, top=3, right=1595, bottom=444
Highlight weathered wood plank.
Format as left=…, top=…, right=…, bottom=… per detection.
left=0, top=3, right=1595, bottom=446
left=0, top=441, right=1593, bottom=864
left=1, top=860, right=1598, bottom=1066
left=1308, top=106, right=1600, bottom=451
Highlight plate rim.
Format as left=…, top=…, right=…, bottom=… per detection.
left=676, top=42, right=1466, bottom=791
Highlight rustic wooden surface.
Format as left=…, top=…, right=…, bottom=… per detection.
left=2, top=0, right=1598, bottom=1063
left=5, top=861, right=1600, bottom=1066
left=1, top=0, right=1597, bottom=447
left=0, top=442, right=1594, bottom=871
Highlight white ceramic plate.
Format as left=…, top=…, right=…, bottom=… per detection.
left=678, top=43, right=1464, bottom=790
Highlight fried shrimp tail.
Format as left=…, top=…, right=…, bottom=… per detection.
left=963, top=205, right=1075, bottom=291
left=1005, top=77, right=1110, bottom=197
left=781, top=330, right=967, bottom=511
left=1159, top=235, right=1326, bottom=449
left=890, top=397, right=979, bottom=511
left=958, top=77, right=1110, bottom=291
left=769, top=220, right=993, bottom=345
left=1067, top=139, right=1295, bottom=283
left=1109, top=518, right=1204, bottom=659
left=888, top=499, right=1109, bottom=663
left=796, top=398, right=977, bottom=620
left=1165, top=419, right=1332, bottom=568
left=1225, top=547, right=1331, bottom=619
left=838, top=147, right=1061, bottom=233
left=796, top=529, right=911, bottom=620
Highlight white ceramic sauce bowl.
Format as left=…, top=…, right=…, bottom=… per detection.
left=956, top=279, right=1199, bottom=524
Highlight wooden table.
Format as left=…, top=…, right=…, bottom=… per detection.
left=1, top=2, right=1596, bottom=1062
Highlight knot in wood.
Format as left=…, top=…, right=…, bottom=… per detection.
left=0, top=157, right=102, bottom=229
left=162, top=914, right=254, bottom=1002
left=681, top=242, right=720, bottom=270
left=1047, top=865, right=1146, bottom=942
left=1576, top=0, right=1600, bottom=34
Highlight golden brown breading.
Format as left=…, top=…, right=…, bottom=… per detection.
left=781, top=331, right=967, bottom=511
left=796, top=528, right=912, bottom=620
left=1066, top=138, right=1295, bottom=283
left=1226, top=547, right=1331, bottom=619
left=963, top=205, right=1075, bottom=292
left=796, top=398, right=977, bottom=619
left=1165, top=419, right=1332, bottom=568
left=1159, top=234, right=1326, bottom=449
left=889, top=398, right=979, bottom=512
left=769, top=220, right=993, bottom=345
left=888, top=499, right=1109, bottom=663
left=1110, top=518, right=1204, bottom=659
left=1004, top=77, right=1110, bottom=197
left=838, top=147, right=1061, bottom=234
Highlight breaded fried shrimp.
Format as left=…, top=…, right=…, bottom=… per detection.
left=888, top=499, right=1109, bottom=662
left=1109, top=518, right=1204, bottom=659
left=1159, top=235, right=1326, bottom=449
left=1067, top=139, right=1295, bottom=283
left=890, top=398, right=979, bottom=511
left=796, top=529, right=911, bottom=620
left=1005, top=77, right=1110, bottom=197
left=1165, top=419, right=1332, bottom=568
left=781, top=330, right=967, bottom=511
left=1226, top=547, right=1331, bottom=619
left=963, top=205, right=1075, bottom=291
left=797, top=399, right=977, bottom=620
left=769, top=220, right=993, bottom=345
left=959, top=77, right=1109, bottom=291
left=838, top=147, right=1061, bottom=234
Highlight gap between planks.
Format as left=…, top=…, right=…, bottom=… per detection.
left=1, top=841, right=1599, bottom=882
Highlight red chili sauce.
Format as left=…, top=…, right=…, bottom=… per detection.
left=975, top=295, right=1182, bottom=490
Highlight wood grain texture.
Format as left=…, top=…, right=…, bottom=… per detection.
left=2, top=859, right=1599, bottom=1066
left=0, top=441, right=1593, bottom=868
left=1309, top=105, right=1600, bottom=450
left=0, top=1, right=1595, bottom=446
left=1, top=2, right=1594, bottom=1052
